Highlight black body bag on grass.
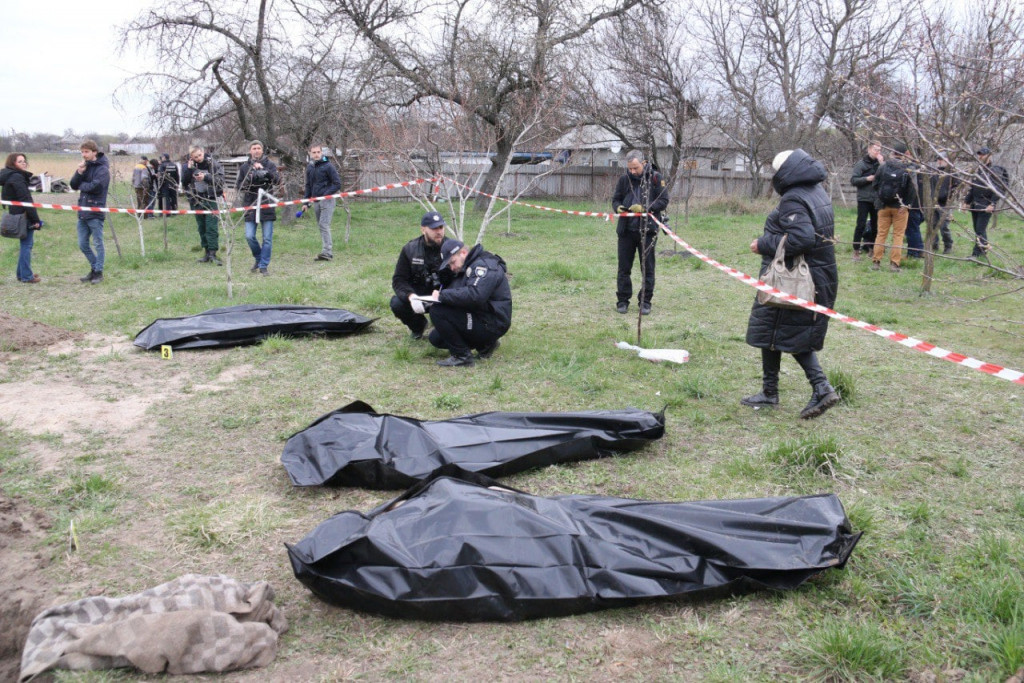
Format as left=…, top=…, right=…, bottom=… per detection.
left=286, top=469, right=862, bottom=621
left=280, top=401, right=666, bottom=489
left=134, top=304, right=375, bottom=350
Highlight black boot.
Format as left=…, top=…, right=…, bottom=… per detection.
left=437, top=353, right=475, bottom=367
left=740, top=391, right=779, bottom=407
left=208, top=250, right=222, bottom=266
left=800, top=382, right=841, bottom=420
left=196, top=251, right=212, bottom=263
left=742, top=349, right=781, bottom=407
left=80, top=269, right=96, bottom=283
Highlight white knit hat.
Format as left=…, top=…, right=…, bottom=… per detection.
left=772, top=150, right=794, bottom=171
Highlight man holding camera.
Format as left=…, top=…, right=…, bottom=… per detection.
left=181, top=146, right=225, bottom=265
left=238, top=140, right=281, bottom=275
left=391, top=211, right=451, bottom=339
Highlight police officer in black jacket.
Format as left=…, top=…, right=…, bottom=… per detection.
left=425, top=239, right=512, bottom=367
left=391, top=211, right=451, bottom=339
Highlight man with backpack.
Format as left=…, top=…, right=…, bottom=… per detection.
left=960, top=147, right=1010, bottom=258
left=871, top=143, right=917, bottom=272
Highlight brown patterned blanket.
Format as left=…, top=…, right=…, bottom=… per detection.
left=20, top=574, right=287, bottom=681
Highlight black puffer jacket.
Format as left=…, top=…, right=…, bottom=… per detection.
left=0, top=167, right=41, bottom=225
left=849, top=154, right=880, bottom=203
left=392, top=235, right=448, bottom=300
left=746, top=149, right=838, bottom=353
left=437, top=244, right=512, bottom=333
left=964, top=162, right=1010, bottom=209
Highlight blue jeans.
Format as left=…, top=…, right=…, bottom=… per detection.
left=17, top=229, right=34, bottom=281
left=905, top=208, right=924, bottom=257
left=245, top=220, right=274, bottom=269
left=77, top=217, right=105, bottom=272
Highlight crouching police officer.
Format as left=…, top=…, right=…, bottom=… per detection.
left=391, top=211, right=451, bottom=339
left=426, top=239, right=512, bottom=367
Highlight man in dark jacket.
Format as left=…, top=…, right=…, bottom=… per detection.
left=425, top=239, right=512, bottom=367
left=871, top=143, right=917, bottom=272
left=929, top=154, right=958, bottom=254
left=849, top=140, right=883, bottom=259
left=69, top=140, right=110, bottom=284
left=391, top=211, right=451, bottom=339
left=743, top=148, right=840, bottom=420
left=181, top=145, right=225, bottom=264
left=304, top=144, right=343, bottom=261
left=611, top=150, right=669, bottom=315
left=157, top=153, right=180, bottom=212
left=238, top=140, right=281, bottom=275
left=960, top=146, right=1010, bottom=258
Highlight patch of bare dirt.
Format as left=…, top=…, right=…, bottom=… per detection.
left=0, top=311, right=79, bottom=351
left=0, top=491, right=55, bottom=683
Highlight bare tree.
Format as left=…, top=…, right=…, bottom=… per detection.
left=312, top=0, right=645, bottom=216
left=120, top=1, right=376, bottom=167
left=852, top=0, right=1024, bottom=290
left=696, top=0, right=908, bottom=194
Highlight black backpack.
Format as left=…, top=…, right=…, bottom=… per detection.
left=876, top=163, right=907, bottom=205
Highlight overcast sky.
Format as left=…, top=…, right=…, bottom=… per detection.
left=0, top=1, right=156, bottom=136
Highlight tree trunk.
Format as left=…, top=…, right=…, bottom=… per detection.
left=475, top=138, right=513, bottom=212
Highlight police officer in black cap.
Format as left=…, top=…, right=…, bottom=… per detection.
left=391, top=211, right=451, bottom=339
left=424, top=239, right=512, bottom=367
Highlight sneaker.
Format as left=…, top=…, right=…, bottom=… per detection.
left=80, top=270, right=96, bottom=282
left=259, top=267, right=269, bottom=276
left=90, top=271, right=103, bottom=284
left=477, top=340, right=500, bottom=359
left=20, top=275, right=41, bottom=284
left=437, top=353, right=475, bottom=367
left=800, top=384, right=841, bottom=420
left=889, top=263, right=901, bottom=272
left=315, top=253, right=333, bottom=261
left=740, top=392, right=779, bottom=408
left=616, top=302, right=628, bottom=314
left=640, top=303, right=652, bottom=315
left=870, top=261, right=881, bottom=271
left=250, top=260, right=260, bottom=273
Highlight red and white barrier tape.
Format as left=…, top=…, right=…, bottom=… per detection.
left=0, top=177, right=437, bottom=216
left=648, top=214, right=1024, bottom=386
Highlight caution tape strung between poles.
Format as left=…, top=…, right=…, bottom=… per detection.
left=0, top=177, right=438, bottom=216
left=437, top=175, right=621, bottom=219
left=647, top=214, right=1024, bottom=386
left=437, top=177, right=1024, bottom=386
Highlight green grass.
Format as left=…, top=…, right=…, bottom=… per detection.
left=1, top=198, right=1022, bottom=680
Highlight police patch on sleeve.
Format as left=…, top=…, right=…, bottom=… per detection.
left=474, top=266, right=488, bottom=277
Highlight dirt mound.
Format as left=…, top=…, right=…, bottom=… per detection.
left=0, top=311, right=79, bottom=351
left=0, top=492, right=55, bottom=682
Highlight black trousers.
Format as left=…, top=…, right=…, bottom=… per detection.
left=390, top=295, right=428, bottom=335
left=761, top=348, right=827, bottom=392
left=616, top=228, right=657, bottom=306
left=930, top=207, right=953, bottom=250
left=159, top=188, right=178, bottom=212
left=854, top=201, right=877, bottom=253
left=428, top=305, right=505, bottom=357
left=970, top=209, right=992, bottom=256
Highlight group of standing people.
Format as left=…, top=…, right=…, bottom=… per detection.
left=131, top=154, right=181, bottom=217
left=850, top=141, right=1010, bottom=270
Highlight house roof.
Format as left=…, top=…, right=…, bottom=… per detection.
left=550, top=122, right=735, bottom=152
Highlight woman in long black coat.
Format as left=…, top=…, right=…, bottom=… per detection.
left=742, top=148, right=840, bottom=419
